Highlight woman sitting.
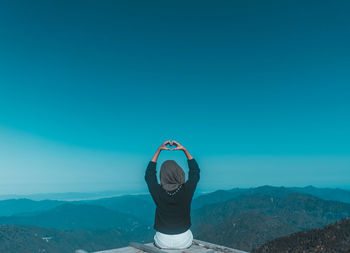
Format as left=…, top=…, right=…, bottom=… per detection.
left=145, top=140, right=200, bottom=249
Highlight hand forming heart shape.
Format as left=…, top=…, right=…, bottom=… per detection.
left=166, top=141, right=176, bottom=150
left=164, top=140, right=184, bottom=151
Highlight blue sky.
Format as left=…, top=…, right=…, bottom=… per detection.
left=0, top=0, right=349, bottom=195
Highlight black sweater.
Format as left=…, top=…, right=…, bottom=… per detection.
left=145, top=158, right=200, bottom=235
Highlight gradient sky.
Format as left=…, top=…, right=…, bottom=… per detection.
left=0, top=0, right=349, bottom=195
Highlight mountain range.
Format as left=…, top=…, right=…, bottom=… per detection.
left=0, top=185, right=350, bottom=252
left=252, top=218, right=350, bottom=253
left=2, top=185, right=350, bottom=218
left=0, top=224, right=153, bottom=253
left=191, top=192, right=350, bottom=251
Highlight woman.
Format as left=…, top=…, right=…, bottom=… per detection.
left=145, top=140, right=200, bottom=249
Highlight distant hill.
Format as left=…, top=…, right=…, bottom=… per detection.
left=192, top=185, right=350, bottom=210
left=1, top=185, right=349, bottom=218
left=252, top=218, right=350, bottom=253
left=290, top=185, right=350, bottom=204
left=192, top=189, right=243, bottom=209
left=1, top=186, right=350, bottom=252
left=191, top=193, right=350, bottom=251
left=86, top=194, right=155, bottom=224
left=0, top=198, right=64, bottom=217
left=236, top=185, right=350, bottom=204
left=0, top=203, right=146, bottom=231
left=0, top=190, right=143, bottom=201
left=0, top=224, right=154, bottom=253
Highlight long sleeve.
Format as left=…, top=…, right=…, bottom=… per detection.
left=147, top=158, right=200, bottom=234
left=185, top=158, right=200, bottom=196
left=145, top=160, right=160, bottom=204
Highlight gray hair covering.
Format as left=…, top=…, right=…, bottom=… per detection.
left=160, top=160, right=185, bottom=191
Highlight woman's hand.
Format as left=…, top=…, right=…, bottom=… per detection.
left=151, top=140, right=171, bottom=162
left=159, top=140, right=172, bottom=151
left=171, top=140, right=193, bottom=160
left=171, top=140, right=186, bottom=151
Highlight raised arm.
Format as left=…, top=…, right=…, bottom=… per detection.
left=145, top=140, right=171, bottom=203
left=151, top=140, right=171, bottom=162
left=171, top=140, right=199, bottom=189
left=171, top=140, right=193, bottom=160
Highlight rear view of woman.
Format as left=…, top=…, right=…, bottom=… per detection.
left=145, top=140, right=200, bottom=249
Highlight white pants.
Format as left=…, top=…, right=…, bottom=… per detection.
left=154, top=229, right=193, bottom=249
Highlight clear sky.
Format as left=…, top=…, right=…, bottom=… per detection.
left=0, top=0, right=349, bottom=195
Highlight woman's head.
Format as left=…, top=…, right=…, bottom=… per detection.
left=160, top=160, right=185, bottom=191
